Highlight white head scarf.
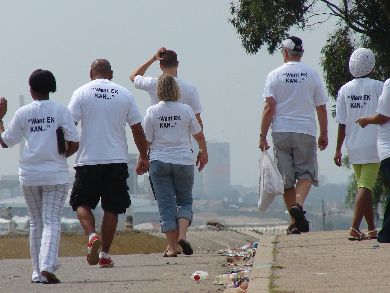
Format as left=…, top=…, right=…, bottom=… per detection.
left=349, top=48, right=375, bottom=78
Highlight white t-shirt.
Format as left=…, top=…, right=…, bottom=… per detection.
left=263, top=61, right=328, bottom=137
left=68, top=79, right=142, bottom=166
left=143, top=101, right=202, bottom=165
left=336, top=78, right=383, bottom=164
left=376, top=79, right=390, bottom=161
left=1, top=100, right=79, bottom=186
left=134, top=75, right=202, bottom=114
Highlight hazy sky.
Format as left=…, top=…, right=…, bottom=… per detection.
left=0, top=1, right=351, bottom=187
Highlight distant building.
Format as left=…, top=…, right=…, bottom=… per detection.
left=193, top=171, right=205, bottom=198
left=319, top=174, right=328, bottom=185
left=127, top=154, right=138, bottom=194
left=202, top=142, right=230, bottom=198
left=0, top=175, right=20, bottom=199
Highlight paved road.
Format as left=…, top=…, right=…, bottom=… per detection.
left=10, top=227, right=385, bottom=293
left=0, top=252, right=228, bottom=293
left=0, top=227, right=274, bottom=293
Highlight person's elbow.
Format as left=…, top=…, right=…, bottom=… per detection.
left=316, top=104, right=327, bottom=114
left=131, top=122, right=144, bottom=134
left=193, top=131, right=204, bottom=140
left=130, top=74, right=136, bottom=83
left=263, top=100, right=276, bottom=115
left=65, top=141, right=79, bottom=158
left=0, top=136, right=8, bottom=148
left=195, top=113, right=203, bottom=129
left=72, top=141, right=79, bottom=152
left=131, top=123, right=148, bottom=143
left=378, top=114, right=390, bottom=124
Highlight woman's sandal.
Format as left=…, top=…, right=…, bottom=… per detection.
left=41, top=271, right=61, bottom=284
left=178, top=239, right=193, bottom=255
left=166, top=245, right=182, bottom=255
left=367, top=229, right=378, bottom=240
left=348, top=227, right=368, bottom=241
left=163, top=249, right=177, bottom=257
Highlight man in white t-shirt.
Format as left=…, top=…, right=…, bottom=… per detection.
left=335, top=48, right=383, bottom=240
left=68, top=59, right=149, bottom=268
left=259, top=36, right=328, bottom=235
left=130, top=47, right=203, bottom=129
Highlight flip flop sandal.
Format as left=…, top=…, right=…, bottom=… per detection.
left=367, top=230, right=378, bottom=239
left=178, top=239, right=193, bottom=255
left=348, top=227, right=368, bottom=241
left=163, top=249, right=177, bottom=257
left=166, top=246, right=182, bottom=254
left=41, top=271, right=61, bottom=284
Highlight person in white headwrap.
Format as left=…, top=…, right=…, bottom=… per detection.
left=334, top=48, right=384, bottom=240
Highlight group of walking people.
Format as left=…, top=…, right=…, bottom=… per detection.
left=2, top=35, right=390, bottom=285
left=0, top=47, right=208, bottom=283
left=260, top=36, right=390, bottom=243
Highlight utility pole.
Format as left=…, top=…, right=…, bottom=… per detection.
left=322, top=199, right=326, bottom=231
left=18, top=95, right=25, bottom=156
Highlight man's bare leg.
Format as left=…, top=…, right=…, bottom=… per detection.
left=288, top=179, right=312, bottom=233
left=284, top=187, right=296, bottom=211
left=295, top=179, right=312, bottom=207
left=77, top=205, right=100, bottom=265
left=101, top=210, right=118, bottom=253
left=76, top=205, right=96, bottom=235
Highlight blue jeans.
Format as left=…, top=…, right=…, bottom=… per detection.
left=149, top=160, right=194, bottom=233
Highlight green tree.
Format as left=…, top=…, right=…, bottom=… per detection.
left=229, top=0, right=390, bottom=212
left=230, top=0, right=390, bottom=90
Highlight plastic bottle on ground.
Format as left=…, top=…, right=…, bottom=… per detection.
left=191, top=271, right=208, bottom=281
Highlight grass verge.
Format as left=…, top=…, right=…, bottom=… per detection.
left=0, top=230, right=166, bottom=259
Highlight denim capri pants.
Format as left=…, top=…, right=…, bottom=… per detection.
left=149, top=160, right=194, bottom=233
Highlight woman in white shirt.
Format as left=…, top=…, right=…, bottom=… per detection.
left=143, top=75, right=208, bottom=257
left=0, top=69, right=79, bottom=283
left=334, top=48, right=383, bottom=240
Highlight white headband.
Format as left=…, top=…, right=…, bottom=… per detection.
left=349, top=48, right=375, bottom=78
left=282, top=39, right=296, bottom=50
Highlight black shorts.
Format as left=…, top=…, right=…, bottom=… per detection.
left=70, top=163, right=130, bottom=214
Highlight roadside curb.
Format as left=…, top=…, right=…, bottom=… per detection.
left=247, top=235, right=276, bottom=293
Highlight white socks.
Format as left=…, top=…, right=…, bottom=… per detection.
left=99, top=251, right=110, bottom=259
left=88, top=233, right=97, bottom=242
left=88, top=233, right=109, bottom=259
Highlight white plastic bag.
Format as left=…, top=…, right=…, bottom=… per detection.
left=258, top=150, right=284, bottom=211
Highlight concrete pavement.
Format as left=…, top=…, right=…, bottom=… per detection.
left=4, top=229, right=388, bottom=292
left=249, top=230, right=390, bottom=293
left=0, top=227, right=265, bottom=293
left=0, top=251, right=228, bottom=293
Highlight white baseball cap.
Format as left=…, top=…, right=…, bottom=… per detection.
left=282, top=36, right=303, bottom=52
left=349, top=48, right=375, bottom=78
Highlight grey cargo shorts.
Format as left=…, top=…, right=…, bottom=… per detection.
left=272, top=132, right=318, bottom=189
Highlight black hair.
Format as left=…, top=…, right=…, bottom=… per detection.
left=29, top=69, right=56, bottom=95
